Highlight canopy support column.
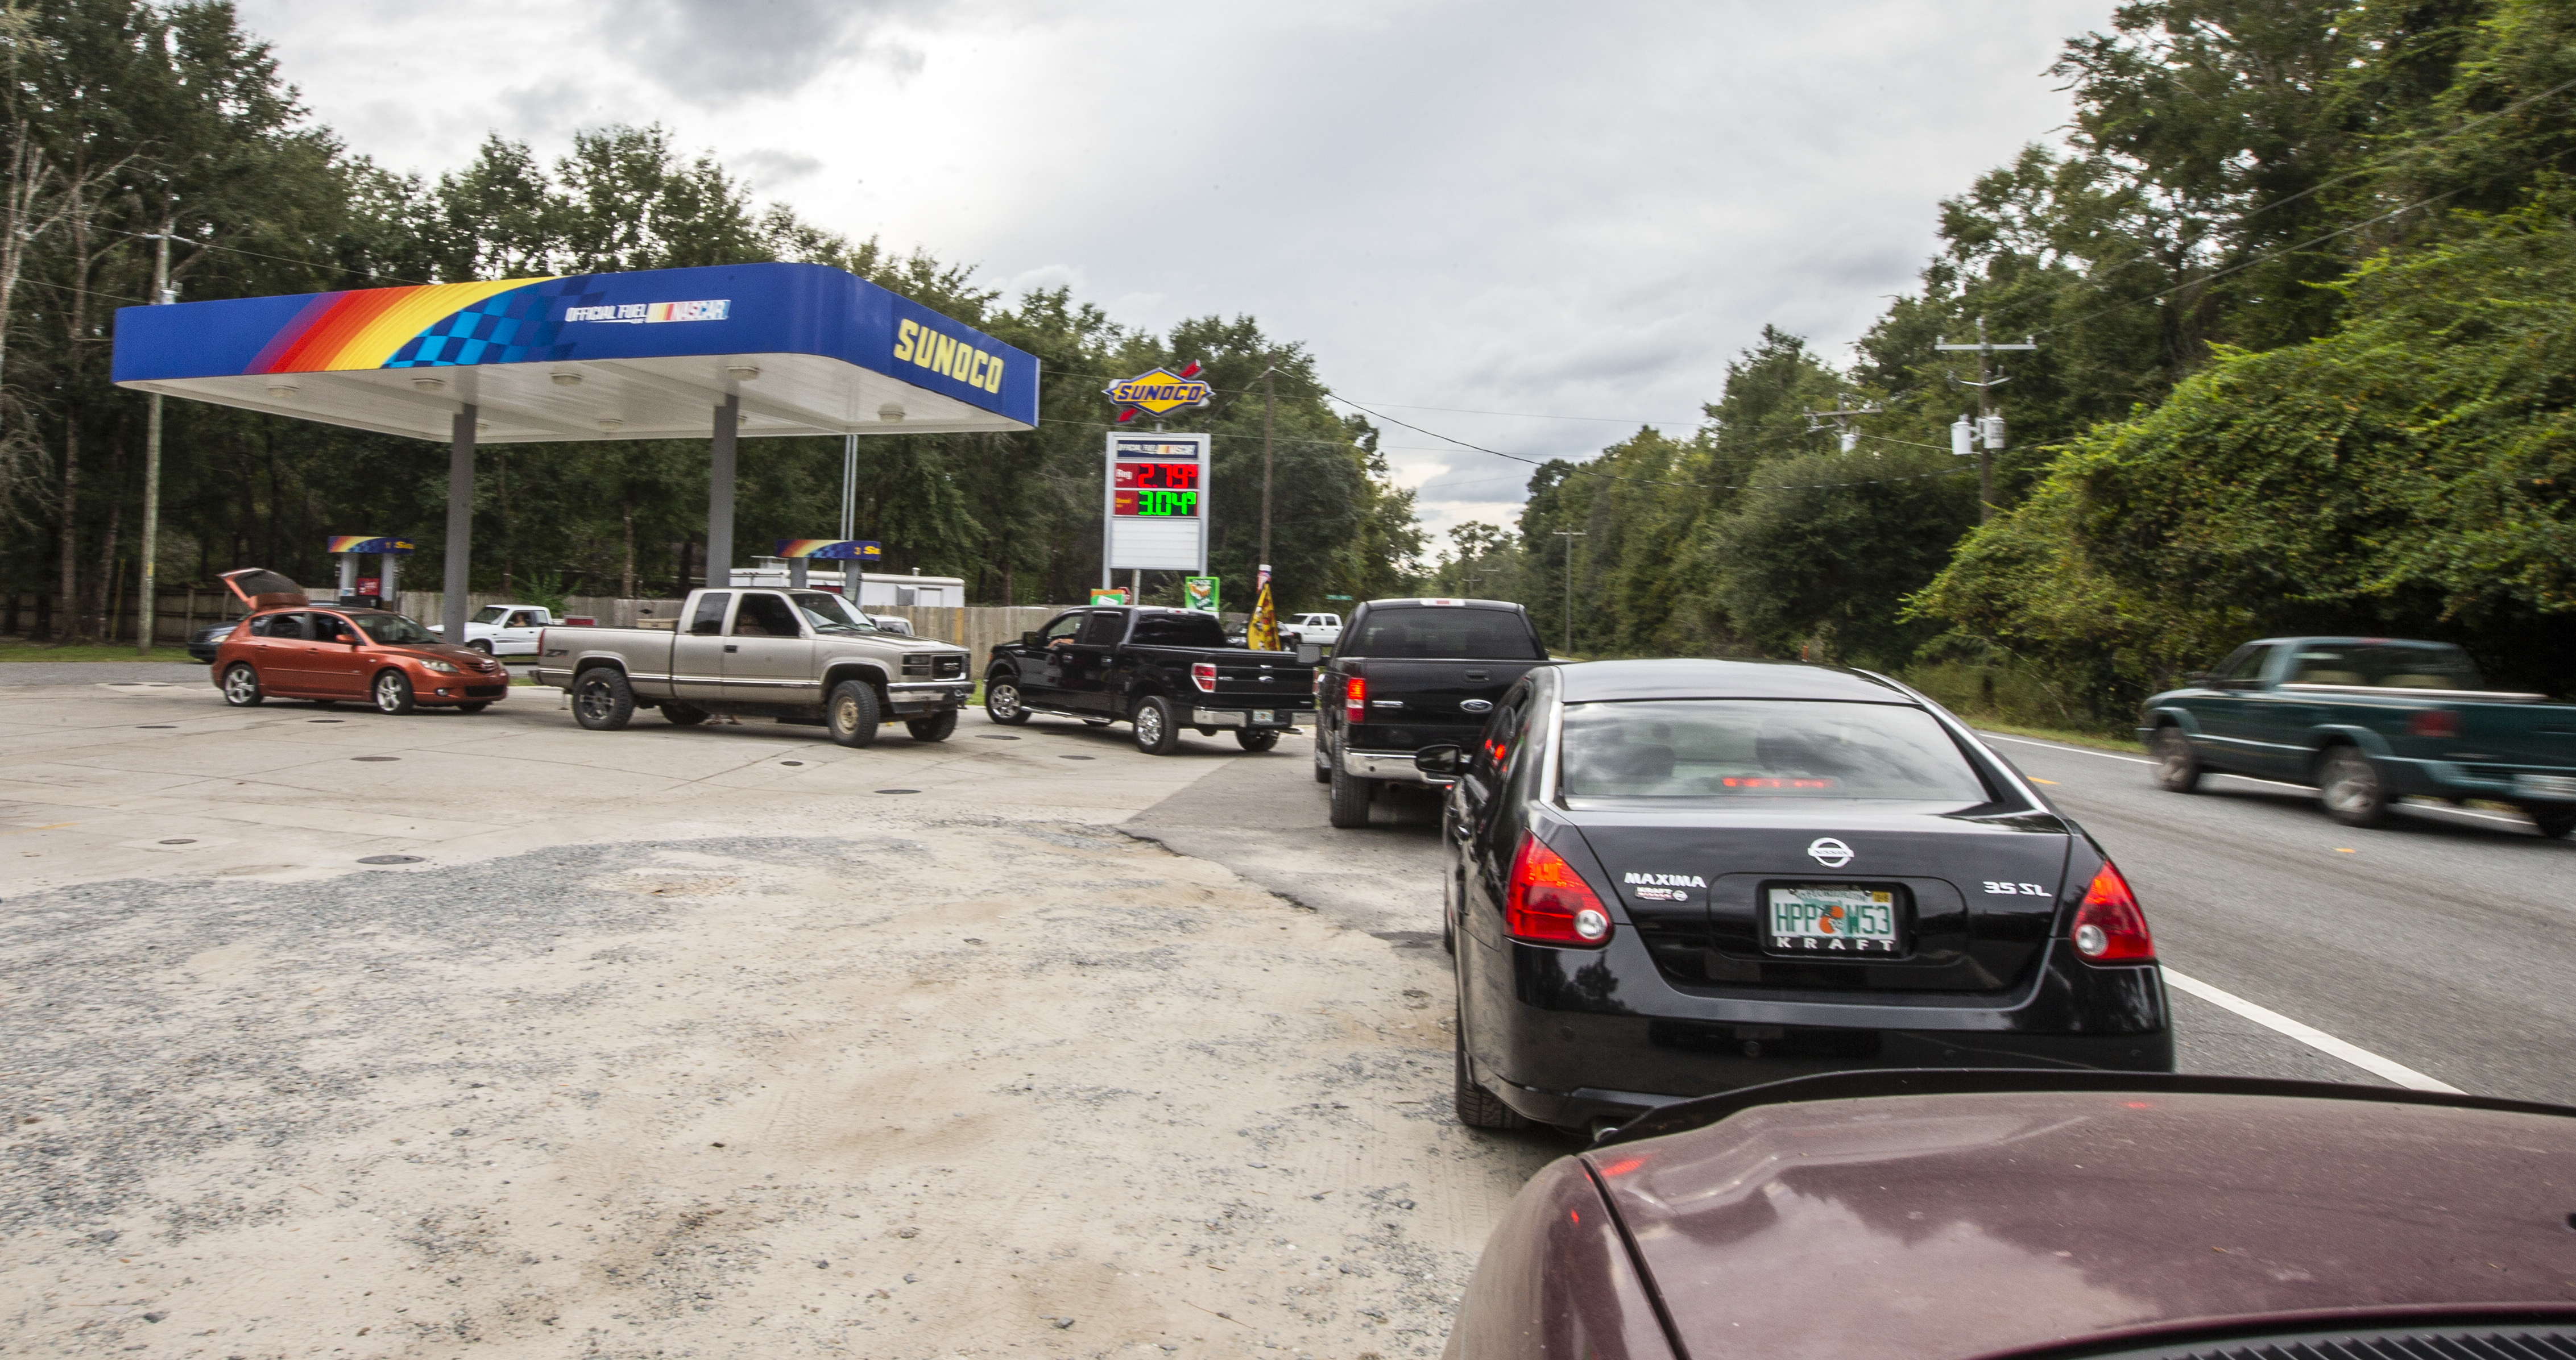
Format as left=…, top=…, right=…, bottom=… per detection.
left=443, top=406, right=476, bottom=642
left=707, top=395, right=738, bottom=591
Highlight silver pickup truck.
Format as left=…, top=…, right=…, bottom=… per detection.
left=530, top=586, right=971, bottom=747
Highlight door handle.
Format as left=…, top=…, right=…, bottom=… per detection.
left=724, top=644, right=738, bottom=653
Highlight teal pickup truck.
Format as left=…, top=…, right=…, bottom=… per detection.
left=2138, top=637, right=2576, bottom=837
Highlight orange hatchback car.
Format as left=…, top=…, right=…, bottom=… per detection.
left=209, top=568, right=511, bottom=715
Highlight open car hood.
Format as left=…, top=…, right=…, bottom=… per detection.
left=220, top=568, right=308, bottom=610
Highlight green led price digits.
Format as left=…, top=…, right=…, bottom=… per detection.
left=1136, top=490, right=1197, bottom=517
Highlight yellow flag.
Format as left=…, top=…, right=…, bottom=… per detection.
left=1249, top=571, right=1278, bottom=651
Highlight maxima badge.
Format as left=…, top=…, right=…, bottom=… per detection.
left=1807, top=837, right=1854, bottom=868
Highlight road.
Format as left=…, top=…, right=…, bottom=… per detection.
left=1142, top=723, right=2576, bottom=1107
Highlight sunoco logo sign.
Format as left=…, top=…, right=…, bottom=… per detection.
left=1104, top=362, right=1213, bottom=424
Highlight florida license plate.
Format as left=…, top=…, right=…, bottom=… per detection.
left=1252, top=710, right=1274, bottom=724
left=2515, top=772, right=2576, bottom=800
left=1767, top=886, right=1900, bottom=955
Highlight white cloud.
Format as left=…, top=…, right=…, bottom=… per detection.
left=239, top=0, right=2106, bottom=541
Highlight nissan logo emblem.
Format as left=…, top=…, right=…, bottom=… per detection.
left=1461, top=699, right=1493, bottom=714
left=1807, top=837, right=1854, bottom=868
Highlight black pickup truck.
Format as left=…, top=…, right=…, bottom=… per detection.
left=983, top=605, right=1316, bottom=754
left=1314, top=598, right=1551, bottom=827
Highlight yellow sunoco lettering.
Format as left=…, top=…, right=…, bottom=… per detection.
left=968, top=351, right=989, bottom=387
left=984, top=355, right=1004, bottom=392
left=931, top=334, right=958, bottom=374
left=892, top=318, right=917, bottom=362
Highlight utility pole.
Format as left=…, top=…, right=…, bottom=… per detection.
left=1257, top=362, right=1275, bottom=572
left=1934, top=320, right=2036, bottom=521
left=134, top=218, right=173, bottom=654
left=1552, top=529, right=1585, bottom=654
left=1804, top=392, right=1883, bottom=454
left=838, top=433, right=856, bottom=541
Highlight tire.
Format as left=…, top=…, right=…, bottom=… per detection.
left=220, top=662, right=264, bottom=707
left=572, top=669, right=635, bottom=731
left=1236, top=729, right=1280, bottom=753
left=2317, top=745, right=2389, bottom=827
left=467, top=640, right=492, bottom=655
left=371, top=669, right=417, bottom=715
left=2151, top=724, right=2202, bottom=793
left=1453, top=1018, right=1527, bottom=1130
left=906, top=710, right=959, bottom=743
left=983, top=673, right=1031, bottom=725
left=827, top=680, right=881, bottom=748
left=661, top=702, right=711, bottom=727
left=2525, top=805, right=2576, bottom=840
left=1314, top=740, right=1332, bottom=784
left=1132, top=695, right=1179, bottom=755
left=455, top=702, right=491, bottom=714
left=1327, top=761, right=1374, bottom=828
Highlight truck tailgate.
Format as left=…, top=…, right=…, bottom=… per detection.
left=1347, top=658, right=1538, bottom=750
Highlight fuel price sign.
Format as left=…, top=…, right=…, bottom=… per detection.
left=1104, top=434, right=1210, bottom=574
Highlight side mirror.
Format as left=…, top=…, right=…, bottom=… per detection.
left=1414, top=744, right=1463, bottom=779
left=1021, top=631, right=1040, bottom=649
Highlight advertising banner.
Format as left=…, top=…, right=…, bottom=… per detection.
left=1089, top=588, right=1130, bottom=606
left=1183, top=577, right=1219, bottom=613
left=1105, top=432, right=1211, bottom=574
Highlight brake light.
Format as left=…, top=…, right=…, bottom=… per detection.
left=1506, top=834, right=1612, bottom=946
left=1191, top=662, right=1217, bottom=694
left=1345, top=673, right=1366, bottom=724
left=2070, top=861, right=2153, bottom=962
left=2408, top=710, right=2459, bottom=738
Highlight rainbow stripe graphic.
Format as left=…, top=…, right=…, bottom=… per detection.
left=249, top=277, right=569, bottom=374
left=328, top=536, right=415, bottom=554
left=774, top=540, right=882, bottom=561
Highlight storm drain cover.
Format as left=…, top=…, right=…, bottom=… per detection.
left=978, top=735, right=1020, bottom=740
left=875, top=789, right=921, bottom=795
left=352, top=756, right=399, bottom=762
left=158, top=839, right=196, bottom=845
left=309, top=719, right=344, bottom=723
left=358, top=855, right=423, bottom=865
left=1059, top=755, right=1095, bottom=761
left=136, top=725, right=175, bottom=729
left=781, top=761, right=805, bottom=766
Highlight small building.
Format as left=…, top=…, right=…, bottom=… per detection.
left=730, top=559, right=968, bottom=607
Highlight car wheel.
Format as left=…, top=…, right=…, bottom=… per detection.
left=1236, top=729, right=1280, bottom=753
left=827, top=680, right=881, bottom=748
left=906, top=710, right=959, bottom=743
left=1453, top=1016, right=1527, bottom=1130
left=572, top=669, right=635, bottom=731
left=2525, top=805, right=2576, bottom=839
left=983, top=673, right=1031, bottom=725
left=2318, top=745, right=2389, bottom=827
left=220, top=662, right=264, bottom=707
left=2151, top=725, right=2202, bottom=793
left=1327, top=761, right=1373, bottom=828
left=455, top=702, right=491, bottom=714
left=468, top=640, right=492, bottom=654
left=371, top=669, right=417, bottom=715
left=1132, top=695, right=1179, bottom=755
left=661, top=702, right=711, bottom=727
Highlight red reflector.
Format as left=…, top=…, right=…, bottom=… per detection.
left=1345, top=673, right=1366, bottom=724
left=2070, top=861, right=2154, bottom=962
left=1191, top=661, right=1217, bottom=694
left=2408, top=710, right=2459, bottom=738
left=1597, top=1158, right=1643, bottom=1177
left=1506, top=834, right=1612, bottom=946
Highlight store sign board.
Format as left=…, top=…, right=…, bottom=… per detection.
left=1105, top=432, right=1210, bottom=575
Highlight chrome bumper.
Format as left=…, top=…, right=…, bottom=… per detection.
left=889, top=680, right=972, bottom=711
left=1191, top=707, right=1311, bottom=729
left=1342, top=748, right=1430, bottom=782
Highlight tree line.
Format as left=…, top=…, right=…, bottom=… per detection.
left=1428, top=0, right=2576, bottom=720
left=0, top=0, right=1420, bottom=642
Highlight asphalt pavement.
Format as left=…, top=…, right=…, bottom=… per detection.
left=1142, top=725, right=2576, bottom=1106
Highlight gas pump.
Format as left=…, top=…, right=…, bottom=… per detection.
left=326, top=536, right=415, bottom=609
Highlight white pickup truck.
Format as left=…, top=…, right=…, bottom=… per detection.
left=428, top=603, right=560, bottom=657
left=530, top=587, right=971, bottom=747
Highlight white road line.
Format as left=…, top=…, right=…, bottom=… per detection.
left=2162, top=968, right=2461, bottom=1093
left=1977, top=732, right=2150, bottom=764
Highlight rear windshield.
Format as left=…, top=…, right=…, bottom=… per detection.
left=2284, top=642, right=2484, bottom=690
left=1131, top=612, right=1227, bottom=648
left=1559, top=699, right=1991, bottom=804
left=1344, top=607, right=1540, bottom=660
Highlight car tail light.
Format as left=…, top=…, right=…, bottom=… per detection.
left=1191, top=662, right=1217, bottom=694
left=1345, top=673, right=1366, bottom=724
left=1506, top=834, right=1612, bottom=946
left=2408, top=710, right=2459, bottom=738
left=2070, top=861, right=2153, bottom=962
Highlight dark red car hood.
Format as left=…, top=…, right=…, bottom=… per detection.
left=1587, top=1089, right=2576, bottom=1360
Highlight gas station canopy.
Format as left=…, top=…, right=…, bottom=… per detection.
left=110, top=261, right=1037, bottom=439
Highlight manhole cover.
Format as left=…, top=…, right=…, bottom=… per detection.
left=136, top=725, right=175, bottom=729
left=781, top=760, right=805, bottom=766
left=158, top=838, right=196, bottom=845
left=1059, top=754, right=1095, bottom=761
left=353, top=756, right=400, bottom=762
left=875, top=789, right=921, bottom=795
left=978, top=735, right=1020, bottom=740
left=358, top=855, right=423, bottom=865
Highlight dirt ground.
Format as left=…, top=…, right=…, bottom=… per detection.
left=1, top=676, right=1568, bottom=1358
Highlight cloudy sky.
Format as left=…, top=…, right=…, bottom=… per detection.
left=235, top=0, right=2112, bottom=543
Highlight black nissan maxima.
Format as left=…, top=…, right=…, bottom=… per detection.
left=1424, top=658, right=2171, bottom=1135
